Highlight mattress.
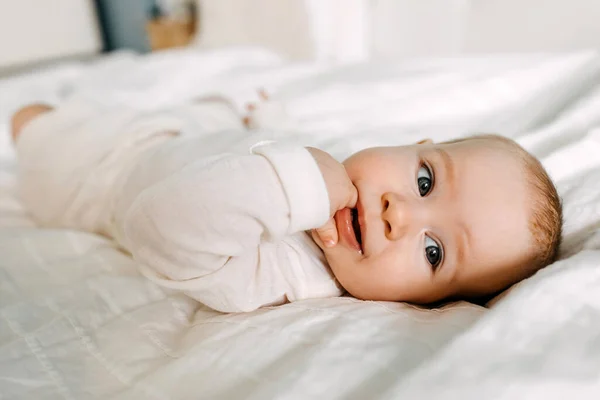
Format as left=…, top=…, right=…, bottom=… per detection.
left=1, top=47, right=600, bottom=399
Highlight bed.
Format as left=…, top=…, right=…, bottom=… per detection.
left=2, top=46, right=600, bottom=399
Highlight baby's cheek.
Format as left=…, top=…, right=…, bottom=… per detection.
left=322, top=252, right=351, bottom=278
left=329, top=258, right=379, bottom=299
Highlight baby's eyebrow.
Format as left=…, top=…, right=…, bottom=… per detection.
left=434, top=147, right=455, bottom=186
left=455, top=222, right=471, bottom=269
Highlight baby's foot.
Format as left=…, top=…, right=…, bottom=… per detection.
left=243, top=89, right=296, bottom=131
left=11, top=104, right=54, bottom=143
left=243, top=89, right=269, bottom=128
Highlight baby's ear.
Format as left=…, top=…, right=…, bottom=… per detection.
left=416, top=139, right=433, bottom=145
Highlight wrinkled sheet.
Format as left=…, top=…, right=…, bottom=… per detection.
left=1, top=47, right=600, bottom=399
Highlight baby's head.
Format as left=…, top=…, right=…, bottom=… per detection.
left=324, top=134, right=562, bottom=304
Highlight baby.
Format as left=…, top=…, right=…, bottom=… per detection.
left=10, top=94, right=562, bottom=312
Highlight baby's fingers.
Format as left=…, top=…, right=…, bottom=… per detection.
left=312, top=218, right=338, bottom=249
left=346, top=183, right=359, bottom=210
left=258, top=88, right=269, bottom=101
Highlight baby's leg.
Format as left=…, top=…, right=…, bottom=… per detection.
left=12, top=102, right=104, bottom=231
left=12, top=102, right=171, bottom=234
left=10, top=104, right=54, bottom=142
left=187, top=90, right=297, bottom=133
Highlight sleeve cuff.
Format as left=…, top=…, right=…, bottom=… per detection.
left=251, top=143, right=330, bottom=233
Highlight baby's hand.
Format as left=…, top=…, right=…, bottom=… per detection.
left=311, top=218, right=339, bottom=249
left=307, top=147, right=358, bottom=248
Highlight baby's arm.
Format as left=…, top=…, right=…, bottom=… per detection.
left=122, top=143, right=353, bottom=312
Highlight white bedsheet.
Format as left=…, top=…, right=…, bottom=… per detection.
left=2, top=47, right=600, bottom=399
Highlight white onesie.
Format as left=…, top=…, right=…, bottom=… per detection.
left=16, top=99, right=343, bottom=312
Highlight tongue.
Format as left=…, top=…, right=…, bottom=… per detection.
left=335, top=208, right=362, bottom=253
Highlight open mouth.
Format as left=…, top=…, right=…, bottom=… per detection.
left=351, top=208, right=363, bottom=250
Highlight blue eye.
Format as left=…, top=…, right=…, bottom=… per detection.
left=424, top=236, right=442, bottom=270
left=417, top=165, right=433, bottom=196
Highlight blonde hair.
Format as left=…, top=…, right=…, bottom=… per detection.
left=444, top=134, right=563, bottom=279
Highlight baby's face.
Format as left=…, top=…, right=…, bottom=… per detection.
left=324, top=139, right=535, bottom=304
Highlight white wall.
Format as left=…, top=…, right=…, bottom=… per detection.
left=371, top=0, right=469, bottom=59
left=371, top=0, right=600, bottom=59
left=197, top=0, right=314, bottom=60
left=195, top=0, right=369, bottom=62
left=464, top=0, right=600, bottom=53
left=3, top=0, right=596, bottom=68
left=196, top=0, right=600, bottom=62
left=0, top=0, right=102, bottom=68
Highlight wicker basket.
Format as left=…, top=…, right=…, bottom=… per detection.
left=146, top=17, right=196, bottom=51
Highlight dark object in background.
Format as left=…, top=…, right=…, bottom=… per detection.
left=94, top=0, right=153, bottom=52
left=146, top=3, right=197, bottom=51
left=94, top=0, right=196, bottom=53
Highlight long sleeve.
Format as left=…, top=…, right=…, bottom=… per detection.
left=120, top=142, right=341, bottom=312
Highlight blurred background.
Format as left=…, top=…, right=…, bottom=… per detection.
left=1, top=0, right=600, bottom=73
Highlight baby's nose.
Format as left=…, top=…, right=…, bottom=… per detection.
left=381, top=192, right=411, bottom=241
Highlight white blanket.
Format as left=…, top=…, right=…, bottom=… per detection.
left=2, top=47, right=600, bottom=399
